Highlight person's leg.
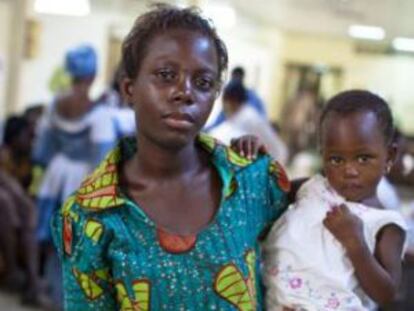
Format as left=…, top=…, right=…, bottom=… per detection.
left=11, top=183, right=45, bottom=304
left=19, top=227, right=42, bottom=303
left=0, top=188, right=23, bottom=290
left=0, top=171, right=46, bottom=304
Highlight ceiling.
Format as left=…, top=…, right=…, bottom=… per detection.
left=231, top=0, right=414, bottom=40
left=90, top=0, right=414, bottom=40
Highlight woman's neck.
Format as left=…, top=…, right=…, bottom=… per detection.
left=130, top=134, right=204, bottom=180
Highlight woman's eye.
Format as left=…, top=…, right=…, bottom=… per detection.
left=195, top=76, right=215, bottom=91
left=156, top=69, right=175, bottom=81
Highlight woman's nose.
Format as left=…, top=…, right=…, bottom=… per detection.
left=172, top=76, right=193, bottom=105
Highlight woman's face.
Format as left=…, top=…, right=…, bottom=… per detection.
left=123, top=29, right=220, bottom=149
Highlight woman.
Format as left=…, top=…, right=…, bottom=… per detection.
left=52, top=5, right=289, bottom=310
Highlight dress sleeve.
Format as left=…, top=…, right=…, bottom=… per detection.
left=247, top=157, right=290, bottom=238
left=51, top=196, right=117, bottom=310
left=264, top=158, right=290, bottom=227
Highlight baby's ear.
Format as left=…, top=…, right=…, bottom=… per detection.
left=388, top=142, right=398, bottom=162
left=386, top=142, right=398, bottom=172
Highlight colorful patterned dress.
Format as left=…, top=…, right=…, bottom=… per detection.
left=52, top=134, right=290, bottom=310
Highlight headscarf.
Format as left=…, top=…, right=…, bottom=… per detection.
left=65, top=44, right=97, bottom=79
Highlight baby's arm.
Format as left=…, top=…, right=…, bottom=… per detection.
left=324, top=205, right=405, bottom=305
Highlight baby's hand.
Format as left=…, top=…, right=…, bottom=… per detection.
left=230, top=135, right=268, bottom=160
left=323, top=204, right=365, bottom=250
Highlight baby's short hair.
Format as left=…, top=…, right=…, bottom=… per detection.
left=122, top=3, right=228, bottom=84
left=320, top=90, right=394, bottom=145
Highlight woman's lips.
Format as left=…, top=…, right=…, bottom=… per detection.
left=163, top=112, right=195, bottom=130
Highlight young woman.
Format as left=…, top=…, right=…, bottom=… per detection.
left=52, top=4, right=290, bottom=310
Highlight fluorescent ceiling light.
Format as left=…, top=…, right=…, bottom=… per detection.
left=348, top=25, right=385, bottom=40
left=34, top=0, right=91, bottom=17
left=203, top=4, right=236, bottom=30
left=392, top=37, right=414, bottom=52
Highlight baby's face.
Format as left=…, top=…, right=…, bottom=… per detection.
left=320, top=111, right=391, bottom=203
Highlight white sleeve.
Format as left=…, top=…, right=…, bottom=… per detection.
left=369, top=210, right=409, bottom=258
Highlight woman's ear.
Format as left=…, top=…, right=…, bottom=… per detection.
left=120, top=78, right=134, bottom=105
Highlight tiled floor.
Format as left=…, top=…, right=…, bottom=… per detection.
left=0, top=292, right=41, bottom=311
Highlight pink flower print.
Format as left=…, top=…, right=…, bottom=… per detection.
left=289, top=277, right=302, bottom=289
left=325, top=296, right=340, bottom=309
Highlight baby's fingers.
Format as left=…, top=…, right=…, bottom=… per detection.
left=231, top=135, right=261, bottom=160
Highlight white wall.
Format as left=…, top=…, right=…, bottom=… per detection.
left=0, top=0, right=12, bottom=119
left=348, top=55, right=414, bottom=133
left=18, top=2, right=144, bottom=111
left=277, top=33, right=414, bottom=134
left=205, top=14, right=283, bottom=125
left=19, top=13, right=116, bottom=108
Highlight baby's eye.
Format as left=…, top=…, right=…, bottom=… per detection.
left=357, top=155, right=372, bottom=164
left=328, top=156, right=343, bottom=165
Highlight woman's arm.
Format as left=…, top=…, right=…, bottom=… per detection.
left=230, top=135, right=308, bottom=204
left=51, top=199, right=117, bottom=310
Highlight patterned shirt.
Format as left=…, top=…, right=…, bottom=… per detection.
left=52, top=134, right=290, bottom=310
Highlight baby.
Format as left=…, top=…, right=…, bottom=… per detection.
left=263, top=90, right=407, bottom=310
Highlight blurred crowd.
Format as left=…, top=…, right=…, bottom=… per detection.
left=0, top=44, right=135, bottom=310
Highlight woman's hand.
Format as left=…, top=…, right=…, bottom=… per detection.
left=230, top=135, right=268, bottom=160
left=323, top=204, right=365, bottom=251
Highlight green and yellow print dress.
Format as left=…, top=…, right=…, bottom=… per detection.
left=52, top=134, right=290, bottom=310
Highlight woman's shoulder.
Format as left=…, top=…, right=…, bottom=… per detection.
left=69, top=143, right=127, bottom=214
left=198, top=133, right=277, bottom=171
left=198, top=133, right=291, bottom=193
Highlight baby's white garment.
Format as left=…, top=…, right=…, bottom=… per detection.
left=263, top=175, right=407, bottom=311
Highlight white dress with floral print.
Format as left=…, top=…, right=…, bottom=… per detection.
left=263, top=174, right=407, bottom=311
